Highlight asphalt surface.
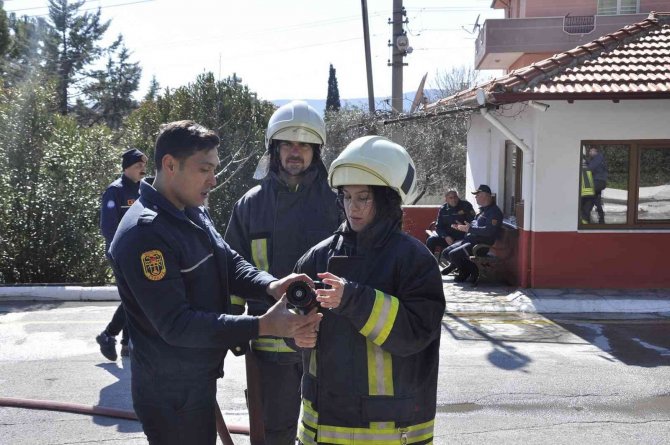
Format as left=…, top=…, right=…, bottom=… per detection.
left=1, top=281, right=669, bottom=444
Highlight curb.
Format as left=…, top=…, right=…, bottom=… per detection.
left=0, top=286, right=120, bottom=302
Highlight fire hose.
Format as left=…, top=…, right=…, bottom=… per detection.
left=0, top=397, right=247, bottom=444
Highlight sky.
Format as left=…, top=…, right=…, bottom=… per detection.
left=5, top=0, right=504, bottom=106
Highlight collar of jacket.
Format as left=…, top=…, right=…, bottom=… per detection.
left=332, top=216, right=400, bottom=255
left=121, top=173, right=140, bottom=190
left=139, top=180, right=203, bottom=226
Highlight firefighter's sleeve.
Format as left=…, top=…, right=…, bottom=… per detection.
left=223, top=200, right=253, bottom=313
left=227, top=245, right=276, bottom=305
left=334, top=248, right=445, bottom=357
left=100, top=187, right=121, bottom=246
left=114, top=227, right=259, bottom=350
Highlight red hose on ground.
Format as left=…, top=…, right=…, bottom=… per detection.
left=0, top=397, right=250, bottom=437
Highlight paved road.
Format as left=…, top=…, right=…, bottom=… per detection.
left=1, top=302, right=669, bottom=444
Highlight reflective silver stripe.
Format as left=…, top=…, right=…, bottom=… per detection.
left=367, top=340, right=393, bottom=396
left=180, top=253, right=213, bottom=273
left=359, top=290, right=399, bottom=346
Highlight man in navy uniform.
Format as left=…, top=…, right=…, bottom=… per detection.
left=424, top=190, right=475, bottom=273
left=96, top=148, right=147, bottom=361
left=107, top=120, right=321, bottom=444
left=444, top=184, right=503, bottom=285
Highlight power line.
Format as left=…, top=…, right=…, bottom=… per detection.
left=6, top=0, right=155, bottom=15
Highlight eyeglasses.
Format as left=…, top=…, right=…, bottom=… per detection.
left=338, top=194, right=372, bottom=210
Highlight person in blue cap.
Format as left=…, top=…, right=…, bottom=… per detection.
left=96, top=148, right=147, bottom=361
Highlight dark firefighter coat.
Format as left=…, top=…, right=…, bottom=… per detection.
left=100, top=174, right=140, bottom=249
left=108, top=181, right=276, bottom=383
left=293, top=217, right=445, bottom=445
left=224, top=164, right=340, bottom=362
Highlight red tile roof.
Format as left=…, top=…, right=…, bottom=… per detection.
left=426, top=12, right=670, bottom=111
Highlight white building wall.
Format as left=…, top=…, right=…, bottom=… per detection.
left=466, top=100, right=670, bottom=232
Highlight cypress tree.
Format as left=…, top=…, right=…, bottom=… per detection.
left=326, top=63, right=341, bottom=112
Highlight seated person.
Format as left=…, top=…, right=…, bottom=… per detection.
left=426, top=190, right=475, bottom=257
left=443, top=184, right=503, bottom=285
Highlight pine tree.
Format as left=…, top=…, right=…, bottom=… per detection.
left=326, top=63, right=341, bottom=112
left=78, top=37, right=141, bottom=129
left=144, top=75, right=160, bottom=101
left=0, top=2, right=9, bottom=58
left=45, top=0, right=110, bottom=115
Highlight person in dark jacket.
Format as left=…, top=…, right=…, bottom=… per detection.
left=96, top=148, right=147, bottom=361
left=425, top=190, right=475, bottom=271
left=444, top=184, right=503, bottom=286
left=581, top=146, right=608, bottom=224
left=293, top=135, right=445, bottom=445
left=108, top=120, right=321, bottom=445
left=225, top=101, right=341, bottom=445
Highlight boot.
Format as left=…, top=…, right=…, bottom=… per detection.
left=441, top=264, right=457, bottom=276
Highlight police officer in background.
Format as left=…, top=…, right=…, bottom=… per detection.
left=96, top=148, right=147, bottom=361
left=225, top=101, right=341, bottom=444
left=425, top=190, right=475, bottom=269
left=108, top=120, right=321, bottom=445
left=443, top=184, right=503, bottom=285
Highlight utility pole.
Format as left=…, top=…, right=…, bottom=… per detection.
left=361, top=0, right=375, bottom=113
left=388, top=0, right=409, bottom=114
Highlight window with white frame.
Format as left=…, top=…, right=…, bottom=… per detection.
left=597, top=0, right=639, bottom=15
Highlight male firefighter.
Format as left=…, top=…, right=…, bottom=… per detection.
left=96, top=148, right=147, bottom=361
left=107, top=120, right=321, bottom=444
left=225, top=101, right=341, bottom=444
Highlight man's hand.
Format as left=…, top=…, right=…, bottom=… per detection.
left=258, top=295, right=322, bottom=339
left=444, top=235, right=455, bottom=245
left=293, top=307, right=321, bottom=348
left=266, top=273, right=314, bottom=301
left=453, top=222, right=470, bottom=233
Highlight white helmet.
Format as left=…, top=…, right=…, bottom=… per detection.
left=265, top=100, right=326, bottom=149
left=328, top=135, right=418, bottom=204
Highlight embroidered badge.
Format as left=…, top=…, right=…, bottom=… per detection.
left=492, top=219, right=499, bottom=225
left=458, top=210, right=465, bottom=214
left=141, top=250, right=166, bottom=281
left=127, top=199, right=135, bottom=206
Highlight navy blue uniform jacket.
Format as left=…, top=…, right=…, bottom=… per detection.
left=108, top=181, right=276, bottom=382
left=100, top=174, right=140, bottom=248
left=465, top=203, right=504, bottom=245
left=435, top=199, right=476, bottom=238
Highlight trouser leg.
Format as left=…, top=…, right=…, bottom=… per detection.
left=257, top=359, right=303, bottom=445
left=426, top=235, right=448, bottom=255
left=106, top=304, right=126, bottom=339
left=132, top=375, right=217, bottom=445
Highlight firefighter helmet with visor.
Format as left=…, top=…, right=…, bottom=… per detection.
left=328, top=135, right=418, bottom=204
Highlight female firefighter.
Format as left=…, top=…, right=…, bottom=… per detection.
left=293, top=135, right=445, bottom=444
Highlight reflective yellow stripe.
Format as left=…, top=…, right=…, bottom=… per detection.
left=251, top=238, right=269, bottom=271
left=309, top=348, right=317, bottom=376
left=317, top=419, right=435, bottom=444
left=359, top=290, right=399, bottom=346
left=299, top=400, right=319, bottom=444
left=366, top=340, right=393, bottom=396
left=581, top=170, right=595, bottom=196
left=230, top=295, right=245, bottom=307
left=251, top=337, right=296, bottom=353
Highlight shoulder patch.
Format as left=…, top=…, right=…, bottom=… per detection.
left=458, top=210, right=465, bottom=214
left=141, top=250, right=167, bottom=281
left=492, top=219, right=499, bottom=225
